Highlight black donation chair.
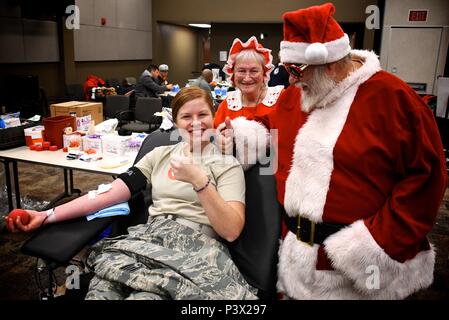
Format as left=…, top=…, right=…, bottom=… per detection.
left=21, top=129, right=281, bottom=299
left=104, top=95, right=130, bottom=120
left=118, top=97, right=162, bottom=134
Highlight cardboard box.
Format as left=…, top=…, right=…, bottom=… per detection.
left=50, top=101, right=103, bottom=126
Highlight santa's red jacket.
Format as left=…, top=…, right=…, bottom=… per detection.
left=226, top=50, right=447, bottom=299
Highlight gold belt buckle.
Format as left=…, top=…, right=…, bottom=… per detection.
left=296, top=215, right=315, bottom=247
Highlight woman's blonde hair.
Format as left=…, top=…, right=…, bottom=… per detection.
left=171, top=86, right=215, bottom=122
left=234, top=49, right=266, bottom=68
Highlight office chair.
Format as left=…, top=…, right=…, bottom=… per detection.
left=65, top=84, right=85, bottom=101
left=21, top=129, right=282, bottom=299
left=104, top=95, right=130, bottom=122
left=118, top=97, right=162, bottom=134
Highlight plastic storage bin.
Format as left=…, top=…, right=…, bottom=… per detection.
left=43, top=116, right=77, bottom=149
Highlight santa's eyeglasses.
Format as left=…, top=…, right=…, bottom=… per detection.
left=285, top=63, right=310, bottom=78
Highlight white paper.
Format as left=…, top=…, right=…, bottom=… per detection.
left=436, top=77, right=449, bottom=118
left=212, top=68, right=220, bottom=82
left=219, top=51, right=227, bottom=62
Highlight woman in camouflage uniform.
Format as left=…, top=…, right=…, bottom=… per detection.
left=6, top=87, right=257, bottom=300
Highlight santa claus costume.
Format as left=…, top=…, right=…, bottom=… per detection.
left=229, top=3, right=448, bottom=299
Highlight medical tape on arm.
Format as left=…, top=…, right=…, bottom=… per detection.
left=88, top=183, right=112, bottom=200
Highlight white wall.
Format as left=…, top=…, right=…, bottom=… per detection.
left=74, top=0, right=152, bottom=61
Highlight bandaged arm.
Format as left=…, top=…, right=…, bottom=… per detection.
left=44, top=167, right=147, bottom=225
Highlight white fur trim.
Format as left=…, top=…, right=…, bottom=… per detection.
left=305, top=43, right=328, bottom=65
left=231, top=117, right=269, bottom=171
left=283, top=85, right=357, bottom=222
left=324, top=221, right=435, bottom=299
left=226, top=85, right=284, bottom=111
left=280, top=34, right=350, bottom=65
left=283, top=50, right=381, bottom=222
left=315, top=50, right=381, bottom=109
left=278, top=232, right=365, bottom=299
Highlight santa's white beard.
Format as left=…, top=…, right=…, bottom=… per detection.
left=296, top=67, right=337, bottom=113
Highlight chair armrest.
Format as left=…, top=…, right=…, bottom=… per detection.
left=21, top=216, right=117, bottom=264
left=124, top=89, right=135, bottom=97
left=115, top=110, right=134, bottom=127
left=116, top=110, right=134, bottom=121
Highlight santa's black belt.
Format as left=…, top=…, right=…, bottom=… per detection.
left=282, top=208, right=347, bottom=246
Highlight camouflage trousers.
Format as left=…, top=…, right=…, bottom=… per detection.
left=85, top=217, right=258, bottom=300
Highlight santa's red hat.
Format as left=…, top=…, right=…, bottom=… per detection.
left=223, top=36, right=274, bottom=84
left=280, top=3, right=351, bottom=65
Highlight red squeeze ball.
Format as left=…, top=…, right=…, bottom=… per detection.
left=35, top=145, right=43, bottom=151
left=8, top=209, right=30, bottom=225
left=49, top=146, right=58, bottom=151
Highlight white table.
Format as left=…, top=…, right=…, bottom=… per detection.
left=0, top=146, right=136, bottom=211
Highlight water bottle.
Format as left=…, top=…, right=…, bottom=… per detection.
left=214, top=86, right=221, bottom=98
left=221, top=86, right=228, bottom=96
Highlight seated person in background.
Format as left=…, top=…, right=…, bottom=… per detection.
left=135, top=64, right=173, bottom=98
left=157, top=64, right=170, bottom=85
left=202, top=63, right=226, bottom=87
left=191, top=68, right=214, bottom=101
left=6, top=86, right=257, bottom=300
